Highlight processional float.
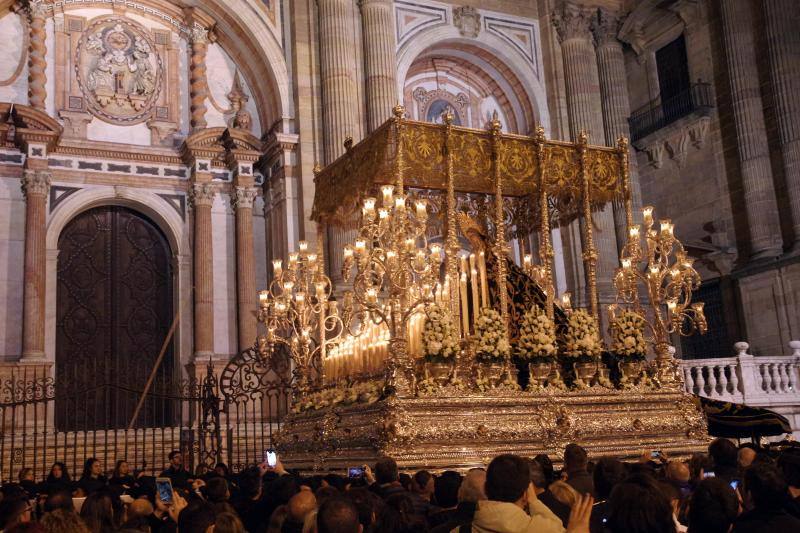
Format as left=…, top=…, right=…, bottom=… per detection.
left=261, top=107, right=709, bottom=471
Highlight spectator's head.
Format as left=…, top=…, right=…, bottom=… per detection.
left=113, top=460, right=129, bottom=478
left=288, top=490, right=317, bottom=524
left=0, top=497, right=32, bottom=530
left=374, top=457, right=399, bottom=485
left=656, top=481, right=682, bottom=516
left=485, top=454, right=530, bottom=506
left=317, top=497, right=362, bottom=533
left=434, top=471, right=462, bottom=508
left=44, top=491, right=75, bottom=513
left=238, top=468, right=264, bottom=501
left=534, top=454, right=555, bottom=486
left=708, top=439, right=738, bottom=472
left=78, top=491, right=116, bottom=532
left=345, top=488, right=382, bottom=531
left=81, top=458, right=102, bottom=479
left=214, top=512, right=244, bottom=533
left=40, top=509, right=89, bottom=533
left=689, top=453, right=712, bottom=482
left=549, top=480, right=579, bottom=508
left=593, top=458, right=626, bottom=500
left=528, top=460, right=546, bottom=491
left=214, top=463, right=230, bottom=478
left=203, top=477, right=229, bottom=503
left=398, top=473, right=412, bottom=492
left=177, top=500, right=216, bottom=533
left=168, top=450, right=183, bottom=468
left=564, top=443, right=589, bottom=474
left=315, top=486, right=340, bottom=506
left=743, top=462, right=788, bottom=511
left=665, top=461, right=690, bottom=484
left=322, top=473, right=346, bottom=492
left=412, top=470, right=434, bottom=497
left=47, top=462, right=69, bottom=482
left=778, top=447, right=800, bottom=491
left=17, top=468, right=33, bottom=483
left=738, top=447, right=757, bottom=470
left=607, top=474, right=674, bottom=533
left=687, top=478, right=739, bottom=533
left=266, top=505, right=288, bottom=533
left=459, top=468, right=487, bottom=503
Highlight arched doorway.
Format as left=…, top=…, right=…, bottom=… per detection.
left=56, top=206, right=175, bottom=431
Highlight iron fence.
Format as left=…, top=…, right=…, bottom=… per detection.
left=629, top=82, right=714, bottom=142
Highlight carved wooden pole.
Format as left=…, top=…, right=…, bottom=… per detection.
left=578, top=131, right=599, bottom=320
left=27, top=1, right=47, bottom=110
left=534, top=127, right=555, bottom=319
left=189, top=27, right=209, bottom=131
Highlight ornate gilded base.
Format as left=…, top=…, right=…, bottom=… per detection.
left=275, top=389, right=708, bottom=472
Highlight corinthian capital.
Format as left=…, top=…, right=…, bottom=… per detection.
left=552, top=2, right=595, bottom=43
left=591, top=9, right=622, bottom=48
left=21, top=169, right=51, bottom=198
left=231, top=186, right=258, bottom=210
left=28, top=0, right=49, bottom=19
left=190, top=26, right=209, bottom=45
left=189, top=182, right=216, bottom=208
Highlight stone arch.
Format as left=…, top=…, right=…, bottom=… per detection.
left=44, top=187, right=192, bottom=366
left=397, top=27, right=549, bottom=134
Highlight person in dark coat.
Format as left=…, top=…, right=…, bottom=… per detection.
left=39, top=462, right=73, bottom=496
left=564, top=443, right=595, bottom=497
left=732, top=462, right=800, bottom=533
left=76, top=458, right=108, bottom=496
left=159, top=451, right=191, bottom=490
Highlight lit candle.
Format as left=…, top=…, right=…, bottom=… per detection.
left=259, top=290, right=269, bottom=308
left=289, top=252, right=299, bottom=265
left=415, top=200, right=427, bottom=219
left=523, top=254, right=532, bottom=271
left=343, top=245, right=354, bottom=260
left=659, top=219, right=674, bottom=237
left=363, top=197, right=376, bottom=213
left=459, top=270, right=469, bottom=335
left=299, top=240, right=308, bottom=252
left=621, top=258, right=632, bottom=270
left=316, top=281, right=326, bottom=300
left=395, top=195, right=406, bottom=212
left=430, top=243, right=442, bottom=262
left=355, top=239, right=367, bottom=255
left=667, top=300, right=677, bottom=315
left=381, top=185, right=394, bottom=205
left=272, top=259, right=283, bottom=277
left=405, top=237, right=415, bottom=251
left=649, top=265, right=660, bottom=278
left=308, top=253, right=318, bottom=266
left=643, top=206, right=654, bottom=226
left=378, top=208, right=389, bottom=220
left=283, top=280, right=294, bottom=292
left=629, top=225, right=640, bottom=240
left=469, top=254, right=480, bottom=326
left=560, top=292, right=571, bottom=310
left=366, top=287, right=378, bottom=304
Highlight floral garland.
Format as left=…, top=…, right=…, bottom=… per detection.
left=291, top=381, right=382, bottom=413
left=421, top=305, right=460, bottom=363
left=563, top=309, right=602, bottom=359
left=474, top=308, right=511, bottom=363
left=610, top=310, right=647, bottom=360
left=516, top=306, right=557, bottom=362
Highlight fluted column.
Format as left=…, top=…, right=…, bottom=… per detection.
left=190, top=182, right=216, bottom=358
left=552, top=2, right=619, bottom=306
left=27, top=1, right=47, bottom=110
left=763, top=0, right=800, bottom=251
left=360, top=0, right=397, bottom=132
left=593, top=9, right=643, bottom=249
left=720, top=0, right=783, bottom=259
left=318, top=0, right=361, bottom=283
left=232, top=186, right=258, bottom=351
left=21, top=169, right=50, bottom=359
left=189, top=28, right=209, bottom=131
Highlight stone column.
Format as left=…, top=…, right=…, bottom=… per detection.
left=552, top=1, right=619, bottom=306
left=21, top=169, right=50, bottom=359
left=232, top=185, right=258, bottom=351
left=189, top=28, right=209, bottom=131
left=190, top=181, right=216, bottom=359
left=719, top=0, right=783, bottom=259
left=318, top=0, right=361, bottom=283
left=360, top=0, right=397, bottom=132
left=592, top=9, right=643, bottom=248
left=763, top=0, right=800, bottom=251
left=27, top=1, right=47, bottom=110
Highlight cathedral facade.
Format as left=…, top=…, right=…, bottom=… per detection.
left=0, top=0, right=797, bottom=386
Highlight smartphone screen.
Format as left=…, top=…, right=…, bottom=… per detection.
left=650, top=451, right=660, bottom=459
left=348, top=467, right=364, bottom=479
left=265, top=450, right=277, bottom=468
left=155, top=478, right=173, bottom=504
left=730, top=480, right=739, bottom=491
left=704, top=471, right=715, bottom=478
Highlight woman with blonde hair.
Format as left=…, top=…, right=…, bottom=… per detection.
left=548, top=480, right=581, bottom=509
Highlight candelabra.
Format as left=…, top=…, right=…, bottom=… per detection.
left=256, top=241, right=343, bottom=396
left=613, top=205, right=707, bottom=384
left=341, top=185, right=441, bottom=395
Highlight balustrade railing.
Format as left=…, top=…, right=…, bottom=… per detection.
left=679, top=341, right=800, bottom=406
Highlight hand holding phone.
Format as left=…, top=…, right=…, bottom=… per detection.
left=265, top=450, right=277, bottom=468
left=348, top=466, right=365, bottom=479
left=155, top=477, right=174, bottom=505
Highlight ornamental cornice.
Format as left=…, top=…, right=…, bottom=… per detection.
left=592, top=9, right=622, bottom=48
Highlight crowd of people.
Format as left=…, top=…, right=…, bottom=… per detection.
left=1, top=440, right=800, bottom=533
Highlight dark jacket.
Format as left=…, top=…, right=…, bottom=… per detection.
left=430, top=502, right=477, bottom=533
left=539, top=490, right=571, bottom=527
left=732, top=507, right=800, bottom=533
left=159, top=466, right=191, bottom=490
left=565, top=470, right=595, bottom=498
left=77, top=475, right=108, bottom=495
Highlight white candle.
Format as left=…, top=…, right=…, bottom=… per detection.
left=478, top=251, right=489, bottom=307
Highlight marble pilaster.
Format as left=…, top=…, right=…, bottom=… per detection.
left=763, top=0, right=800, bottom=251
left=719, top=0, right=783, bottom=259
left=232, top=185, right=259, bottom=351
left=190, top=181, right=216, bottom=359
left=21, top=169, right=50, bottom=359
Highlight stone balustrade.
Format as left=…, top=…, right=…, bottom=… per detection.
left=680, top=341, right=800, bottom=407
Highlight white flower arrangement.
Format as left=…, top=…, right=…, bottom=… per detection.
left=422, top=305, right=460, bottom=362
left=516, top=306, right=557, bottom=362
left=474, top=308, right=511, bottom=363
left=611, top=310, right=647, bottom=360
left=563, top=309, right=602, bottom=359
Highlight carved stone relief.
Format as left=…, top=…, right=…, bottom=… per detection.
left=75, top=17, right=163, bottom=125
